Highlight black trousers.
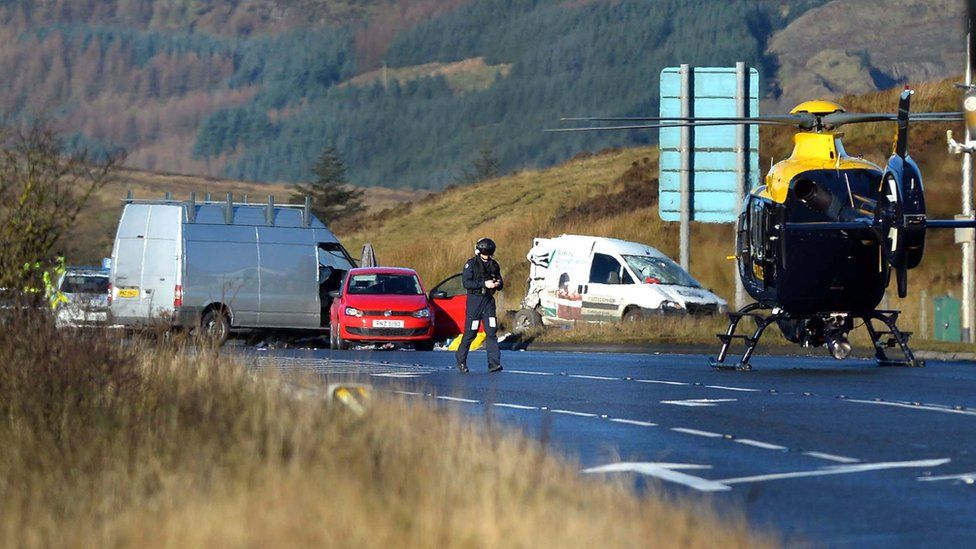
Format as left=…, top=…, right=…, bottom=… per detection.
left=455, top=294, right=500, bottom=367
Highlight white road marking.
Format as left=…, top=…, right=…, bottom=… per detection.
left=704, top=385, right=759, bottom=392
left=391, top=390, right=421, bottom=396
left=847, top=399, right=976, bottom=417
left=568, top=374, right=619, bottom=381
left=551, top=409, right=598, bottom=417
left=582, top=462, right=731, bottom=492
left=507, top=370, right=554, bottom=376
left=436, top=396, right=479, bottom=403
left=493, top=403, right=538, bottom=410
left=635, top=379, right=688, bottom=386
left=735, top=439, right=787, bottom=451
left=718, top=458, right=950, bottom=485
left=803, top=451, right=860, bottom=464
left=917, top=472, right=976, bottom=483
left=671, top=427, right=723, bottom=438
left=371, top=373, right=421, bottom=378
left=661, top=398, right=737, bottom=407
left=608, top=418, right=657, bottom=427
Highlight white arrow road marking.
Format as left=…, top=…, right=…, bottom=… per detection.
left=582, top=462, right=731, bottom=492
left=718, top=458, right=950, bottom=485
left=847, top=399, right=976, bottom=417
left=917, top=472, right=976, bottom=484
left=661, top=398, right=737, bottom=407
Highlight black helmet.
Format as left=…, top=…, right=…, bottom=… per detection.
left=475, top=237, right=496, bottom=256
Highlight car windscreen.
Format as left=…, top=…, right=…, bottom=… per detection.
left=60, top=275, right=110, bottom=294
left=347, top=274, right=422, bottom=295
left=622, top=255, right=701, bottom=288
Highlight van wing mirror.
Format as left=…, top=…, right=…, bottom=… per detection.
left=430, top=290, right=448, bottom=300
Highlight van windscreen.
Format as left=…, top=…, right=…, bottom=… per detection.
left=622, top=255, right=701, bottom=288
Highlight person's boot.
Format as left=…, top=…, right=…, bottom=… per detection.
left=488, top=363, right=503, bottom=373
left=456, top=362, right=469, bottom=373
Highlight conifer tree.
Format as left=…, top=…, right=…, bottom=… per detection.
left=290, top=147, right=364, bottom=222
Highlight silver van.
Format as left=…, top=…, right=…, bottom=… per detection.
left=110, top=195, right=354, bottom=343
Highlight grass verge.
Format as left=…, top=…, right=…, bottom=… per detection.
left=0, top=313, right=769, bottom=548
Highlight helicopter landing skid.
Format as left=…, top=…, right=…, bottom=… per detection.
left=863, top=310, right=925, bottom=368
left=709, top=306, right=925, bottom=370
left=710, top=303, right=783, bottom=371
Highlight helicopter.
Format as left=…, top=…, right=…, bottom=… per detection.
left=551, top=78, right=976, bottom=370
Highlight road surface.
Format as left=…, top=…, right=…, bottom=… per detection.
left=246, top=347, right=976, bottom=547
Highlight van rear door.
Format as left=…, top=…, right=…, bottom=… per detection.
left=111, top=204, right=182, bottom=323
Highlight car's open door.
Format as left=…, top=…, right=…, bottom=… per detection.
left=429, top=273, right=478, bottom=340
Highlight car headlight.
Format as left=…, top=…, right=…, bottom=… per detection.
left=344, top=306, right=362, bottom=317
left=660, top=300, right=684, bottom=311
left=412, top=308, right=430, bottom=318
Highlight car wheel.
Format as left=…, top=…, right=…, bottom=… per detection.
left=201, top=308, right=230, bottom=346
left=622, top=308, right=644, bottom=323
left=415, top=339, right=435, bottom=351
left=512, top=307, right=543, bottom=334
left=329, top=323, right=338, bottom=350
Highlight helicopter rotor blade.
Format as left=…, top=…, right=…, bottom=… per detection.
left=559, top=114, right=811, bottom=125
left=543, top=120, right=797, bottom=133
left=823, top=112, right=964, bottom=128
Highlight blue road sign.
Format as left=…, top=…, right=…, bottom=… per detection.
left=659, top=66, right=760, bottom=223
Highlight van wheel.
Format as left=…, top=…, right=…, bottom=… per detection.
left=623, top=308, right=644, bottom=322
left=201, top=309, right=230, bottom=346
left=512, top=307, right=543, bottom=334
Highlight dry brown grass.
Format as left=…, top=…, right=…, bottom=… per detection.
left=0, top=312, right=769, bottom=548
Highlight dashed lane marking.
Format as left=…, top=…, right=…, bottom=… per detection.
left=507, top=370, right=555, bottom=376
left=847, top=399, right=976, bottom=417
left=436, top=396, right=479, bottom=404
left=705, top=385, right=759, bottom=392
left=568, top=374, right=620, bottom=381
left=493, top=403, right=539, bottom=410
left=608, top=418, right=657, bottom=427
left=803, top=451, right=860, bottom=464
left=551, top=409, right=599, bottom=418
left=661, top=398, right=737, bottom=407
left=253, top=356, right=436, bottom=376
left=671, top=427, right=723, bottom=438
left=735, top=439, right=787, bottom=451
left=635, top=379, right=689, bottom=386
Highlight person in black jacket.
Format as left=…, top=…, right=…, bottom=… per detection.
left=455, top=237, right=503, bottom=373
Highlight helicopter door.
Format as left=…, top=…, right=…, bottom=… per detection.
left=749, top=199, right=771, bottom=287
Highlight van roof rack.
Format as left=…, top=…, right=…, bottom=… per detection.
left=123, top=191, right=315, bottom=227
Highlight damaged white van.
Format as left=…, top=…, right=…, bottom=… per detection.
left=513, top=235, right=727, bottom=333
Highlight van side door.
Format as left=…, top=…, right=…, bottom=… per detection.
left=582, top=253, right=632, bottom=322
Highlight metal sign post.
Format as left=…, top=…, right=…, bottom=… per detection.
left=734, top=61, right=748, bottom=310
left=679, top=64, right=692, bottom=270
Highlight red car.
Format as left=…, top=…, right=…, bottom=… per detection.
left=329, top=267, right=441, bottom=350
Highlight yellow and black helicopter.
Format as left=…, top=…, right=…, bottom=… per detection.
left=552, top=7, right=976, bottom=370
